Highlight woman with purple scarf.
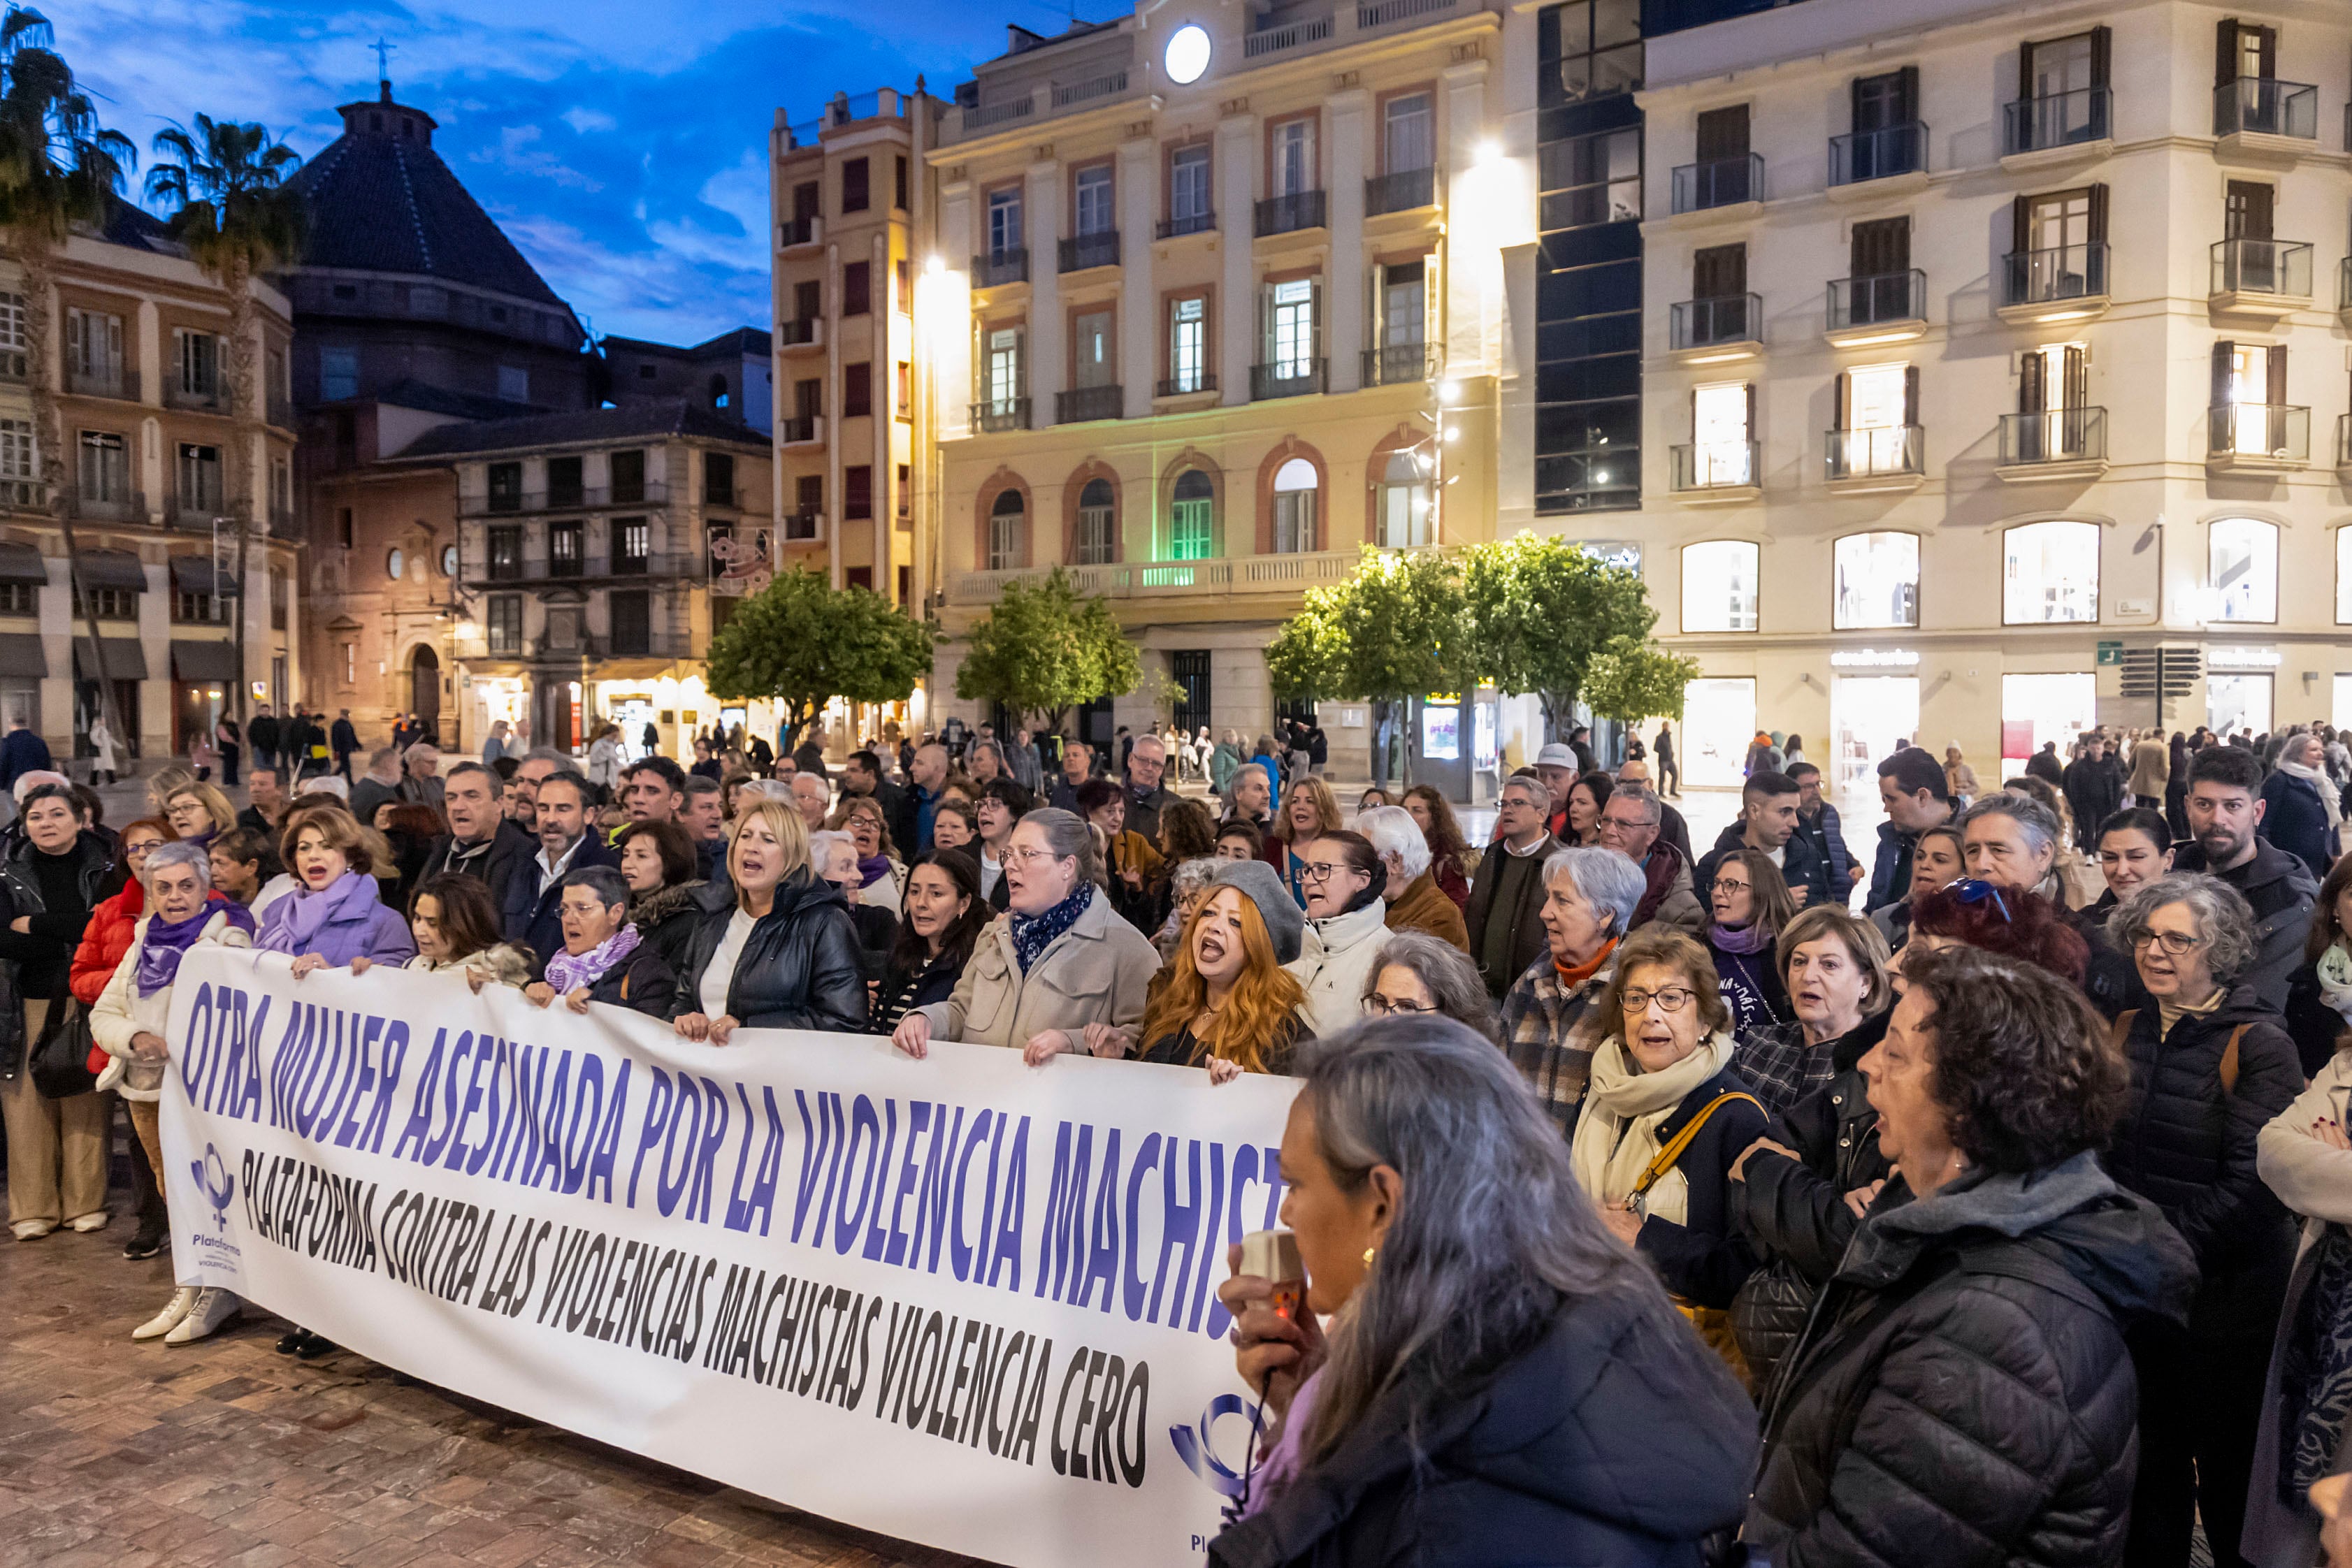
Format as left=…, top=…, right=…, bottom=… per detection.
left=259, top=806, right=417, bottom=979
left=89, top=841, right=254, bottom=1346
left=522, top=865, right=676, bottom=1018
left=1700, top=847, right=1794, bottom=1047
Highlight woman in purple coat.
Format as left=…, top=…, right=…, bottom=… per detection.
left=259, top=805, right=417, bottom=975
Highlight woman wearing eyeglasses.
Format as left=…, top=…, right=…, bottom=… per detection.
left=1284, top=830, right=1392, bottom=1040
left=1359, top=929, right=1499, bottom=1044
left=2102, top=873, right=2302, bottom=1568
left=1131, top=861, right=1308, bottom=1079
left=1701, top=848, right=1794, bottom=1047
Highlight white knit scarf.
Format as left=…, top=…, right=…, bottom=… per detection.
left=1569, top=1031, right=1737, bottom=1226
left=2318, top=941, right=2352, bottom=1026
left=2282, top=757, right=2344, bottom=829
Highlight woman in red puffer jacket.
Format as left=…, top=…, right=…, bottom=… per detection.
left=73, top=818, right=175, bottom=1025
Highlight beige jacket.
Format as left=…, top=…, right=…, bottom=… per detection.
left=91, top=910, right=253, bottom=1101
left=2256, top=1047, right=2352, bottom=1258
left=2127, top=738, right=2170, bottom=799
left=919, top=889, right=1160, bottom=1048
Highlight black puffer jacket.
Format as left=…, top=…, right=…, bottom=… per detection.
left=1747, top=1154, right=2196, bottom=1568
left=2103, top=989, right=2303, bottom=1340
left=671, top=872, right=867, bottom=1033
left=579, top=943, right=679, bottom=1019
left=0, top=828, right=113, bottom=1076
left=1209, top=1268, right=1756, bottom=1568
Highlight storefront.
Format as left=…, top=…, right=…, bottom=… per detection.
left=2207, top=647, right=2279, bottom=737
left=1829, top=653, right=1919, bottom=799
left=1999, top=672, right=2095, bottom=776
left=169, top=638, right=236, bottom=756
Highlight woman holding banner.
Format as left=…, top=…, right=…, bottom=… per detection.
left=671, top=798, right=866, bottom=1041
left=1130, top=859, right=1310, bottom=1080
left=1214, top=1016, right=1755, bottom=1565
left=265, top=807, right=419, bottom=978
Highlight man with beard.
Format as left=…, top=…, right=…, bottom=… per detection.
left=2169, top=743, right=2317, bottom=1008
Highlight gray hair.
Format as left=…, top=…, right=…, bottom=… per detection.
left=969, top=739, right=1004, bottom=767
left=143, top=839, right=212, bottom=890
left=1541, top=845, right=1646, bottom=938
left=1229, top=761, right=1269, bottom=795
left=1960, top=790, right=2061, bottom=857
left=521, top=746, right=571, bottom=769
left=1608, top=783, right=1662, bottom=826
left=1169, top=855, right=1220, bottom=902
left=1355, top=805, right=1431, bottom=883
left=2108, top=871, right=2258, bottom=985
left=1499, top=774, right=1547, bottom=811
left=1290, top=1017, right=1656, bottom=1467
left=445, top=760, right=502, bottom=797
left=1016, top=806, right=1103, bottom=890
left=558, top=863, right=630, bottom=912
left=807, top=829, right=858, bottom=877
left=1361, top=930, right=1499, bottom=1043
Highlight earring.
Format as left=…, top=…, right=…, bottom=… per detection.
left=1362, top=1246, right=1377, bottom=1266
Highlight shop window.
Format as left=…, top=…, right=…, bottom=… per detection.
left=1681, top=539, right=1759, bottom=632
left=2001, top=520, right=2099, bottom=624
left=2209, top=516, right=2277, bottom=623
left=1832, top=532, right=1919, bottom=630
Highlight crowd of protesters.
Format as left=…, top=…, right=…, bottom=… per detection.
left=10, top=706, right=2352, bottom=1567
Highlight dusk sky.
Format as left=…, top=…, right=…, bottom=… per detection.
left=62, top=0, right=1123, bottom=346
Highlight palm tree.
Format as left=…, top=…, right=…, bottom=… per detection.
left=0, top=6, right=135, bottom=751
left=146, top=113, right=303, bottom=727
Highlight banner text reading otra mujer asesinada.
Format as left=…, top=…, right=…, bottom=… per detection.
left=159, top=948, right=1299, bottom=1568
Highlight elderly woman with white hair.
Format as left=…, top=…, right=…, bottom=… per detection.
left=89, top=840, right=256, bottom=1345
left=1357, top=804, right=1468, bottom=953
left=1499, top=845, right=1647, bottom=1136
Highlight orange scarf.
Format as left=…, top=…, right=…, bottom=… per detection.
left=1554, top=934, right=1619, bottom=990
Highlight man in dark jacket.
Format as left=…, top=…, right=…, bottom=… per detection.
left=2171, top=743, right=2318, bottom=1008
left=2026, top=739, right=2064, bottom=785
left=420, top=762, right=533, bottom=913
left=244, top=706, right=280, bottom=779
left=525, top=866, right=677, bottom=1018
left=1866, top=746, right=1957, bottom=913
left=791, top=724, right=829, bottom=781
left=1693, top=771, right=1831, bottom=909
left=0, top=716, right=50, bottom=794
left=1121, top=734, right=1181, bottom=848
left=329, top=709, right=359, bottom=781
left=2258, top=731, right=2336, bottom=880
left=1465, top=776, right=1559, bottom=997
left=2061, top=735, right=2126, bottom=853
left=1597, top=784, right=1702, bottom=933
left=1787, top=762, right=1857, bottom=906
left=502, top=771, right=619, bottom=978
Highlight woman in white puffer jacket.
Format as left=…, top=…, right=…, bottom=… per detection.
left=1283, top=829, right=1390, bottom=1039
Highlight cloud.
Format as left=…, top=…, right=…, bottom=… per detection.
left=561, top=106, right=616, bottom=135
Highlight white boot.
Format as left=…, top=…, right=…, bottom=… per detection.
left=134, top=1287, right=197, bottom=1342
left=164, top=1287, right=241, bottom=1344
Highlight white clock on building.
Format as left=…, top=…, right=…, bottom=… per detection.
left=1164, top=23, right=1210, bottom=85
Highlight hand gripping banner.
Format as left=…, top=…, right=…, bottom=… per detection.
left=159, top=948, right=1301, bottom=1567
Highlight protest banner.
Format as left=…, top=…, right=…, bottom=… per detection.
left=159, top=948, right=1300, bottom=1568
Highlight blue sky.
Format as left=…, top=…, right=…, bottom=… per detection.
left=59, top=0, right=1123, bottom=344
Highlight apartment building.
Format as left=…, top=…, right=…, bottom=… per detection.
left=1626, top=0, right=2352, bottom=792
left=924, top=1, right=1531, bottom=765
left=769, top=88, right=937, bottom=618
left=0, top=203, right=302, bottom=767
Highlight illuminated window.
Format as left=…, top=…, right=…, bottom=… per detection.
left=1833, top=532, right=1919, bottom=630
left=2003, top=520, right=2100, bottom=624
left=1682, top=539, right=1758, bottom=632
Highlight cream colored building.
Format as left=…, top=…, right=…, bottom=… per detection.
left=923, top=0, right=1532, bottom=767
left=1625, top=0, right=2352, bottom=792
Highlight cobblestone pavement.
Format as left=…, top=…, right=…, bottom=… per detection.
left=0, top=1223, right=990, bottom=1568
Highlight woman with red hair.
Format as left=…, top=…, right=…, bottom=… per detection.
left=1900, top=877, right=2088, bottom=985
left=1128, top=859, right=1310, bottom=1079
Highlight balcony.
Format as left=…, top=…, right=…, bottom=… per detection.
left=1998, top=242, right=2110, bottom=324
left=778, top=215, right=822, bottom=251
left=2209, top=238, right=2312, bottom=319
left=1155, top=211, right=1215, bottom=240
left=1055, top=385, right=1123, bottom=424
left=1669, top=293, right=1762, bottom=364
left=2214, top=78, right=2318, bottom=148
left=1669, top=441, right=1761, bottom=504
left=1058, top=231, right=1120, bottom=274
left=1668, top=154, right=1763, bottom=219
left=464, top=552, right=705, bottom=588
left=971, top=249, right=1029, bottom=289
left=948, top=548, right=1365, bottom=607
left=976, top=397, right=1030, bottom=434
left=1254, top=190, right=1327, bottom=238
left=459, top=482, right=672, bottom=517
left=1823, top=426, right=1925, bottom=493
left=64, top=365, right=138, bottom=402
left=1362, top=342, right=1441, bottom=387
left=164, top=489, right=226, bottom=528
left=1359, top=0, right=1455, bottom=25
left=778, top=415, right=825, bottom=448
left=1825, top=270, right=1927, bottom=347
left=162, top=379, right=226, bottom=414
left=1243, top=13, right=1333, bottom=58
left=1155, top=372, right=1217, bottom=400
left=780, top=509, right=825, bottom=544
left=2208, top=403, right=2309, bottom=472
left=0, top=479, right=50, bottom=514
left=1996, top=407, right=2108, bottom=482
left=777, top=317, right=823, bottom=352
left=2001, top=87, right=2112, bottom=166
left=960, top=96, right=1034, bottom=133
left=66, top=488, right=144, bottom=524
left=1050, top=72, right=1128, bottom=110
left=0, top=348, right=24, bottom=382
left=1827, top=123, right=1926, bottom=194
left=1250, top=360, right=1326, bottom=400
left=1364, top=168, right=1435, bottom=217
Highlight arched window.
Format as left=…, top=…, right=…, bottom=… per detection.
left=1832, top=532, right=1919, bottom=630
left=2209, top=517, right=2277, bottom=623
left=1271, top=457, right=1318, bottom=553
left=1075, top=477, right=1115, bottom=565
left=2002, top=520, right=2099, bottom=625
left=707, top=372, right=730, bottom=410
left=1169, top=469, right=1215, bottom=560
left=1682, top=539, right=1759, bottom=632
left=1374, top=449, right=1431, bottom=549
left=987, top=489, right=1025, bottom=570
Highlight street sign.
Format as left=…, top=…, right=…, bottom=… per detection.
left=2096, top=640, right=2122, bottom=666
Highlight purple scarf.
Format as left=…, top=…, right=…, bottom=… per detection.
left=1710, top=920, right=1773, bottom=955
left=858, top=853, right=893, bottom=890
left=544, top=924, right=641, bottom=995
left=259, top=869, right=382, bottom=958
left=134, top=901, right=255, bottom=996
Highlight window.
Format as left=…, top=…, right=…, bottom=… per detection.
left=1375, top=451, right=1431, bottom=549
left=546, top=454, right=584, bottom=508
left=985, top=327, right=1023, bottom=409
left=792, top=280, right=820, bottom=325
left=1832, top=362, right=1918, bottom=477
left=2209, top=517, right=2277, bottom=623
left=487, top=462, right=523, bottom=511
left=842, top=157, right=869, bottom=213
left=1543, top=0, right=1641, bottom=104
left=1169, top=470, right=1215, bottom=560
left=897, top=463, right=910, bottom=513
left=1271, top=118, right=1317, bottom=198
left=2213, top=340, right=2292, bottom=457
left=1271, top=458, right=1318, bottom=553
left=795, top=474, right=823, bottom=518
left=792, top=180, right=818, bottom=222
left=1841, top=68, right=1922, bottom=182
left=177, top=443, right=222, bottom=512
left=75, top=585, right=135, bottom=620
left=2010, top=187, right=2105, bottom=304
left=1833, top=532, right=1919, bottom=629
left=1378, top=261, right=1426, bottom=349
left=0, top=581, right=34, bottom=615
left=843, top=261, right=872, bottom=317
left=846, top=465, right=873, bottom=520
left=844, top=362, right=873, bottom=417
left=1267, top=278, right=1318, bottom=378
left=0, top=291, right=23, bottom=375
left=610, top=590, right=651, bottom=656
left=705, top=451, right=736, bottom=506
left=1076, top=477, right=1116, bottom=565
left=896, top=362, right=911, bottom=416
left=0, top=420, right=33, bottom=506
left=487, top=594, right=523, bottom=654
left=1688, top=382, right=1754, bottom=487
left=175, top=329, right=219, bottom=399
left=1072, top=310, right=1113, bottom=390
left=174, top=588, right=228, bottom=625
left=1538, top=128, right=1640, bottom=230
left=497, top=365, right=529, bottom=402
left=1383, top=94, right=1433, bottom=172
left=896, top=259, right=911, bottom=312
left=610, top=449, right=645, bottom=504
left=612, top=518, right=649, bottom=573
left=1074, top=164, right=1114, bottom=236
left=1169, top=297, right=1206, bottom=393
left=2015, top=29, right=2109, bottom=147
left=318, top=344, right=356, bottom=401
left=1682, top=540, right=1759, bottom=632
left=895, top=154, right=908, bottom=210
left=273, top=570, right=289, bottom=628
left=987, top=489, right=1025, bottom=570
left=1169, top=145, right=1211, bottom=231
left=488, top=525, right=522, bottom=580
left=76, top=431, right=126, bottom=502
left=549, top=522, right=583, bottom=578
left=67, top=308, right=124, bottom=388
left=2003, top=520, right=2100, bottom=624
left=338, top=507, right=354, bottom=549
left=988, top=187, right=1023, bottom=256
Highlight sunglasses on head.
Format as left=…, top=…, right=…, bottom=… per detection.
left=1949, top=879, right=2012, bottom=922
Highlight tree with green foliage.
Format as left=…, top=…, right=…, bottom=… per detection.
left=703, top=570, right=934, bottom=755
left=1267, top=547, right=1468, bottom=783
left=955, top=567, right=1140, bottom=732
left=1583, top=634, right=1703, bottom=727
left=1460, top=533, right=1657, bottom=741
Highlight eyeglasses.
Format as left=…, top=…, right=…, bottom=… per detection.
left=1363, top=995, right=1437, bottom=1017
left=1619, top=986, right=1696, bottom=1013
left=1300, top=862, right=1355, bottom=884
left=1600, top=815, right=1658, bottom=833
left=1004, top=846, right=1067, bottom=867
left=1710, top=878, right=1752, bottom=896
left=2131, top=929, right=2208, bottom=958
left=1950, top=879, right=2012, bottom=922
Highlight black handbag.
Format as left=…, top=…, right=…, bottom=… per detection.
left=1731, top=1254, right=1819, bottom=1398
left=29, top=997, right=97, bottom=1099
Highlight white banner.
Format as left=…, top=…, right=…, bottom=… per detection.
left=158, top=948, right=1300, bottom=1568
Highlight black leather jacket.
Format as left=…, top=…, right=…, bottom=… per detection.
left=0, top=829, right=113, bottom=1077
left=671, top=872, right=867, bottom=1033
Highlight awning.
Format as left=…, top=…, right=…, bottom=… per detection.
left=170, top=639, right=236, bottom=681
left=591, top=658, right=683, bottom=681
left=71, top=551, right=147, bottom=593
left=72, top=637, right=147, bottom=681
left=0, top=543, right=48, bottom=586
left=168, top=556, right=240, bottom=595
left=0, top=633, right=46, bottom=678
